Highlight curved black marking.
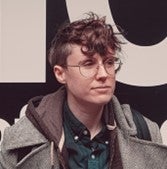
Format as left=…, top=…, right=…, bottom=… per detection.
left=115, top=82, right=167, bottom=126
left=108, top=0, right=167, bottom=46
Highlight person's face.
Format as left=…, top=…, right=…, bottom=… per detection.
left=55, top=44, right=116, bottom=106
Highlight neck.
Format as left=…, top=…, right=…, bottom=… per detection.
left=67, top=97, right=104, bottom=139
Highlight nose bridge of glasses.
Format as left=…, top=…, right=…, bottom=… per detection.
left=96, top=62, right=108, bottom=75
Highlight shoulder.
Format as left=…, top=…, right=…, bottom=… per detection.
left=1, top=116, right=47, bottom=151
left=112, top=96, right=162, bottom=143
left=143, top=116, right=162, bottom=143
left=0, top=116, right=48, bottom=168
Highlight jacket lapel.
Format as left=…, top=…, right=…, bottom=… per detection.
left=117, top=130, right=167, bottom=169
left=3, top=116, right=47, bottom=151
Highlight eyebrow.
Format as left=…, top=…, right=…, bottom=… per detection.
left=78, top=58, right=95, bottom=64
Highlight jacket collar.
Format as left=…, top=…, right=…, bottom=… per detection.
left=3, top=116, right=47, bottom=150
left=26, top=86, right=66, bottom=148
left=111, top=95, right=137, bottom=137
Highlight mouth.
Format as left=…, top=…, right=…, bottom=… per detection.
left=92, top=86, right=111, bottom=92
left=93, top=86, right=111, bottom=89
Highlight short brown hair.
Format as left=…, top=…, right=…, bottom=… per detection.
left=48, top=12, right=122, bottom=68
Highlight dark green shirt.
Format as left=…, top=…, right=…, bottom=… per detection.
left=63, top=102, right=110, bottom=169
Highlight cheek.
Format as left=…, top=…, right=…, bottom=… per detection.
left=65, top=73, right=91, bottom=93
left=112, top=79, right=116, bottom=89
left=72, top=80, right=91, bottom=93
left=66, top=80, right=91, bottom=102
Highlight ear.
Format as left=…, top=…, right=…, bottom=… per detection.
left=53, top=65, right=66, bottom=84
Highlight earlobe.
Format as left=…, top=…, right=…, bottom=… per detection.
left=53, top=65, right=66, bottom=84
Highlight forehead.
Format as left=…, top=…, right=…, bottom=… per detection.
left=67, top=45, right=87, bottom=63
left=67, top=44, right=114, bottom=63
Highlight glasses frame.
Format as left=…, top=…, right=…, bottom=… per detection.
left=63, top=57, right=122, bottom=78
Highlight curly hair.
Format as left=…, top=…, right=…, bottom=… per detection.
left=48, top=12, right=122, bottom=68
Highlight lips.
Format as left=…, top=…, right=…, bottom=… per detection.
left=91, top=86, right=112, bottom=92
left=92, top=86, right=111, bottom=89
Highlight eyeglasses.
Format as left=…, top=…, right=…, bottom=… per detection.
left=64, top=57, right=122, bottom=78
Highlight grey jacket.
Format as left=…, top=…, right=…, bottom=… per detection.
left=1, top=87, right=167, bottom=169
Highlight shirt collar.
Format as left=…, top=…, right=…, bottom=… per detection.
left=63, top=101, right=87, bottom=138
left=63, top=101, right=112, bottom=142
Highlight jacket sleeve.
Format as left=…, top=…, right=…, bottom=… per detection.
left=0, top=162, right=5, bottom=169
left=0, top=160, right=5, bottom=169
left=0, top=129, right=18, bottom=169
left=144, top=116, right=162, bottom=143
left=0, top=150, right=16, bottom=169
left=0, top=150, right=11, bottom=169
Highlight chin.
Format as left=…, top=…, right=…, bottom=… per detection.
left=92, top=96, right=113, bottom=105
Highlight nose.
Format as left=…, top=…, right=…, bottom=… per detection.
left=95, top=64, right=108, bottom=79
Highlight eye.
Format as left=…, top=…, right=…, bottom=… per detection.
left=105, top=58, right=114, bottom=66
left=81, top=59, right=96, bottom=67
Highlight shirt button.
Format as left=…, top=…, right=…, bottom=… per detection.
left=91, top=154, right=96, bottom=159
left=83, top=130, right=88, bottom=135
left=105, top=140, right=109, bottom=145
left=74, top=135, right=79, bottom=141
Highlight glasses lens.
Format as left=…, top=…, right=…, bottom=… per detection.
left=80, top=65, right=97, bottom=78
left=114, top=58, right=121, bottom=71
left=79, top=57, right=121, bottom=78
left=105, top=58, right=121, bottom=74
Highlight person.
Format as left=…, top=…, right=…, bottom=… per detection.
left=0, top=12, right=167, bottom=169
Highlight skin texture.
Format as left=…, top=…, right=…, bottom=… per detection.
left=54, top=44, right=116, bottom=138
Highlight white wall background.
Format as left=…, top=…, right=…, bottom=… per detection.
left=0, top=0, right=46, bottom=82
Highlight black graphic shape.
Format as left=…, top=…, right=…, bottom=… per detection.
left=115, top=82, right=167, bottom=126
left=108, top=0, right=167, bottom=46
